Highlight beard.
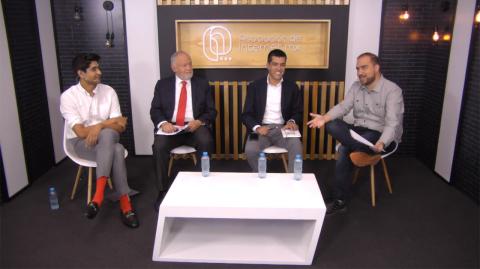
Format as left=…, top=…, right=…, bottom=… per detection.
left=359, top=75, right=375, bottom=86
left=179, top=71, right=194, bottom=81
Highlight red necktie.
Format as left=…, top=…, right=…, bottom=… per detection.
left=176, top=80, right=187, bottom=126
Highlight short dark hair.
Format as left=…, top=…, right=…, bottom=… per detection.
left=357, top=52, right=380, bottom=66
left=267, top=49, right=287, bottom=63
left=72, top=53, right=100, bottom=77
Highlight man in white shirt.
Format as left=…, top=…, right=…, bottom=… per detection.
left=242, top=49, right=303, bottom=172
left=60, top=53, right=139, bottom=228
left=308, top=52, right=404, bottom=215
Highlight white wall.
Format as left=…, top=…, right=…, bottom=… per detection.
left=124, top=0, right=161, bottom=155
left=345, top=0, right=383, bottom=91
left=35, top=0, right=65, bottom=163
left=435, top=0, right=476, bottom=182
left=0, top=1, right=29, bottom=197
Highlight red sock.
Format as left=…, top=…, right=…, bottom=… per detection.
left=92, top=176, right=108, bottom=206
left=119, top=195, right=132, bottom=214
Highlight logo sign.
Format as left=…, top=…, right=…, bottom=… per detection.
left=202, top=26, right=232, bottom=62
left=176, top=20, right=331, bottom=69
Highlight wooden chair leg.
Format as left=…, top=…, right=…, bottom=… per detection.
left=191, top=153, right=197, bottom=166
left=107, top=178, right=113, bottom=190
left=381, top=159, right=393, bottom=194
left=71, top=166, right=83, bottom=200
left=168, top=155, right=174, bottom=177
left=352, top=168, right=360, bottom=184
left=370, top=165, right=376, bottom=207
left=281, top=153, right=288, bottom=173
left=87, top=167, right=93, bottom=205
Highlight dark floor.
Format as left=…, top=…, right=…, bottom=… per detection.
left=0, top=156, right=478, bottom=268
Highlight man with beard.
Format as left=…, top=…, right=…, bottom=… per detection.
left=150, top=51, right=216, bottom=211
left=60, top=53, right=139, bottom=228
left=307, top=52, right=404, bottom=215
left=242, top=49, right=303, bottom=173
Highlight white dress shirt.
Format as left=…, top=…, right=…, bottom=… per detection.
left=60, top=83, right=122, bottom=139
left=253, top=76, right=285, bottom=132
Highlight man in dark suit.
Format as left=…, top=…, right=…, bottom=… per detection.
left=242, top=49, right=303, bottom=172
left=150, top=51, right=216, bottom=211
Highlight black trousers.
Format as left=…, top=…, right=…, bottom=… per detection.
left=152, top=126, right=213, bottom=194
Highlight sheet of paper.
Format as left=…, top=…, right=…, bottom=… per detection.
left=349, top=129, right=384, bottom=152
left=156, top=125, right=189, bottom=136
left=281, top=128, right=302, bottom=138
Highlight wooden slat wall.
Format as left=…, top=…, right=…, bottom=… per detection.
left=209, top=81, right=344, bottom=160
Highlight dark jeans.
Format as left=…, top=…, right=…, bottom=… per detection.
left=325, top=119, right=396, bottom=202
left=152, top=126, right=213, bottom=194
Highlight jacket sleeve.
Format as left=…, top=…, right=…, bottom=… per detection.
left=289, top=82, right=303, bottom=124
left=241, top=82, right=261, bottom=132
left=150, top=80, right=168, bottom=131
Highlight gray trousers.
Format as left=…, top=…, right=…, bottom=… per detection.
left=69, top=128, right=131, bottom=196
left=245, top=124, right=302, bottom=172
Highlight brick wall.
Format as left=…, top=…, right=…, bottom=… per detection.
left=379, top=0, right=456, bottom=162
left=1, top=0, right=55, bottom=182
left=451, top=8, right=480, bottom=203
left=51, top=0, right=134, bottom=153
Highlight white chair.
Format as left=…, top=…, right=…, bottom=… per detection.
left=63, top=123, right=125, bottom=204
left=351, top=142, right=398, bottom=207
left=168, top=145, right=197, bottom=177
left=263, top=146, right=289, bottom=173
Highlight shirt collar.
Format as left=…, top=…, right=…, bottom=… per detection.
left=267, top=75, right=283, bottom=87
left=175, top=76, right=191, bottom=85
left=77, top=82, right=98, bottom=96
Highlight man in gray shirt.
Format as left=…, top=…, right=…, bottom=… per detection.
left=307, top=52, right=404, bottom=215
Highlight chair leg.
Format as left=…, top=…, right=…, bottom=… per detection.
left=281, top=153, right=288, bottom=173
left=381, top=159, right=393, bottom=194
left=352, top=168, right=360, bottom=184
left=87, top=167, right=93, bottom=205
left=370, top=165, right=376, bottom=207
left=107, top=178, right=113, bottom=190
left=191, top=153, right=197, bottom=166
left=168, top=155, right=174, bottom=177
left=71, top=166, right=83, bottom=200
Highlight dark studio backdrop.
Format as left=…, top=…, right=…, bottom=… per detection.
left=0, top=0, right=477, bottom=203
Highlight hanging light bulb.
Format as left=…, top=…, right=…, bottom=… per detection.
left=432, top=26, right=440, bottom=42
left=105, top=33, right=111, bottom=48
left=442, top=26, right=451, bottom=41
left=399, top=4, right=410, bottom=20
left=73, top=6, right=82, bottom=21
left=475, top=7, right=480, bottom=24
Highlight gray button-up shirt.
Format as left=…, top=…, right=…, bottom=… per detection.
left=327, top=76, right=404, bottom=146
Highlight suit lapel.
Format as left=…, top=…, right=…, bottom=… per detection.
left=259, top=78, right=268, bottom=118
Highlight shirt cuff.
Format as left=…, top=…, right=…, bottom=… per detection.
left=253, top=125, right=261, bottom=132
left=158, top=121, right=167, bottom=129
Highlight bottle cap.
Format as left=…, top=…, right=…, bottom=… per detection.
left=49, top=187, right=55, bottom=192
left=259, top=152, right=265, bottom=157
left=296, top=154, right=302, bottom=159
left=202, top=151, right=208, bottom=156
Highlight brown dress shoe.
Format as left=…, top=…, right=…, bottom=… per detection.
left=350, top=152, right=381, bottom=167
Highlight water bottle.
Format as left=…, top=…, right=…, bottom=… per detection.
left=258, top=152, right=267, bottom=178
left=294, top=154, right=303, bottom=181
left=48, top=187, right=59, bottom=210
left=201, top=151, right=210, bottom=177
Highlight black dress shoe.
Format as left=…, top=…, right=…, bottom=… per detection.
left=85, top=202, right=100, bottom=219
left=121, top=210, right=139, bottom=228
left=326, top=199, right=347, bottom=215
left=154, top=192, right=166, bottom=212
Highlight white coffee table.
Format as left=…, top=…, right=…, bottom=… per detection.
left=152, top=172, right=326, bottom=265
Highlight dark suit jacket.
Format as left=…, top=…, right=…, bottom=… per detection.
left=150, top=76, right=217, bottom=133
left=241, top=77, right=303, bottom=133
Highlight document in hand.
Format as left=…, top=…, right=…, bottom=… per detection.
left=156, top=125, right=189, bottom=136
left=281, top=128, right=302, bottom=138
left=349, top=129, right=385, bottom=152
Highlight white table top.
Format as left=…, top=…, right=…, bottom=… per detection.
left=159, top=172, right=325, bottom=219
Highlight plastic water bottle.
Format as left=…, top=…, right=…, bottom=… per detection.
left=258, top=152, right=267, bottom=178
left=201, top=152, right=210, bottom=177
left=293, top=154, right=303, bottom=181
left=48, top=187, right=59, bottom=210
